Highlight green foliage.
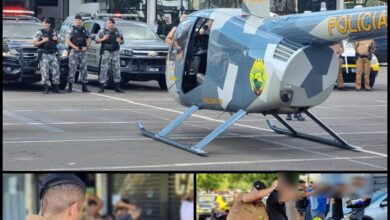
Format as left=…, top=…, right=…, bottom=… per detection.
left=197, top=173, right=278, bottom=192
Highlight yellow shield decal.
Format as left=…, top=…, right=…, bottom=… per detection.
left=249, top=59, right=267, bottom=96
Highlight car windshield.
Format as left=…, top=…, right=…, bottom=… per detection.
left=3, top=23, right=41, bottom=39
left=117, top=24, right=158, bottom=40
left=198, top=195, right=216, bottom=202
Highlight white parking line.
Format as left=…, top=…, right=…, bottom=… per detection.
left=6, top=98, right=173, bottom=101
left=3, top=108, right=184, bottom=112
left=315, top=106, right=384, bottom=118
left=74, top=89, right=274, bottom=132
left=37, top=156, right=385, bottom=171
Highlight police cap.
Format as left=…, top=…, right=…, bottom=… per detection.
left=252, top=180, right=266, bottom=191
left=39, top=173, right=85, bottom=200
left=75, top=14, right=82, bottom=20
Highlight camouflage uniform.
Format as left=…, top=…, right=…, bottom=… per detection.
left=66, top=26, right=90, bottom=83
left=97, top=27, right=123, bottom=84
left=34, top=29, right=60, bottom=86
left=99, top=50, right=121, bottom=84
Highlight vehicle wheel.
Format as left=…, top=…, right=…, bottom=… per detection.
left=158, top=77, right=167, bottom=90
left=106, top=69, right=115, bottom=89
left=361, top=72, right=376, bottom=89
left=362, top=216, right=374, bottom=220
left=369, top=71, right=376, bottom=88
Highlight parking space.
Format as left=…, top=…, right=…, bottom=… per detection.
left=3, top=67, right=387, bottom=171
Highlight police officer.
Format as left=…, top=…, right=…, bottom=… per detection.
left=355, top=39, right=375, bottom=91
left=333, top=41, right=346, bottom=91
left=26, top=173, right=86, bottom=220
left=65, top=14, right=91, bottom=93
left=95, top=18, right=125, bottom=93
left=33, top=18, right=62, bottom=94
left=227, top=180, right=277, bottom=220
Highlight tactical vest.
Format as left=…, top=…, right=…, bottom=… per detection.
left=101, top=28, right=120, bottom=52
left=70, top=26, right=87, bottom=48
left=39, top=29, right=57, bottom=52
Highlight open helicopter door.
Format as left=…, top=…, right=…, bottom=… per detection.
left=165, top=16, right=196, bottom=94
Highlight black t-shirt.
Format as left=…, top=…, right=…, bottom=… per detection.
left=266, top=190, right=287, bottom=220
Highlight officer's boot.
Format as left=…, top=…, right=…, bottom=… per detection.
left=66, top=83, right=73, bottom=93
left=98, top=83, right=105, bottom=93
left=295, top=113, right=305, bottom=121
left=115, top=83, right=125, bottom=93
left=52, top=84, right=64, bottom=94
left=82, top=83, right=91, bottom=93
left=42, top=84, right=49, bottom=94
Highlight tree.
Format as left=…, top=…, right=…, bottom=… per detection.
left=196, top=174, right=225, bottom=192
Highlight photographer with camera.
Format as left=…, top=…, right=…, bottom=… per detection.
left=345, top=174, right=373, bottom=220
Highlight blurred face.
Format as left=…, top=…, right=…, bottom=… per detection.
left=115, top=207, right=128, bottom=217
left=298, top=183, right=306, bottom=190
left=88, top=204, right=99, bottom=215
left=107, top=20, right=114, bottom=29
left=188, top=190, right=194, bottom=201
left=277, top=180, right=297, bottom=202
left=75, top=18, right=82, bottom=26
left=42, top=21, right=51, bottom=30
left=352, top=177, right=366, bottom=188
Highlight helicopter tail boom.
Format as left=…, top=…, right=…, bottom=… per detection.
left=262, top=6, right=387, bottom=46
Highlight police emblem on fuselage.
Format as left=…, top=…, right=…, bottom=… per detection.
left=249, top=59, right=267, bottom=96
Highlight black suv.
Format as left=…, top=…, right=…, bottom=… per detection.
left=3, top=14, right=69, bottom=88
left=66, top=16, right=169, bottom=89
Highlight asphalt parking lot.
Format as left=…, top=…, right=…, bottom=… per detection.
left=3, top=66, right=387, bottom=171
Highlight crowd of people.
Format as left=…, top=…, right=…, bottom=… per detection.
left=200, top=173, right=374, bottom=220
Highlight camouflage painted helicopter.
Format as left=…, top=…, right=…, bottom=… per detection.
left=137, top=1, right=388, bottom=156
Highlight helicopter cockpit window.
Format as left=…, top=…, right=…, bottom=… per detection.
left=182, top=18, right=213, bottom=93
left=168, top=18, right=194, bottom=61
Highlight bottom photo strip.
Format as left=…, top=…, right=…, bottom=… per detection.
left=2, top=172, right=387, bottom=220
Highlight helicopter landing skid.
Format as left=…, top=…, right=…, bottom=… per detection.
left=137, top=105, right=247, bottom=156
left=265, top=109, right=361, bottom=151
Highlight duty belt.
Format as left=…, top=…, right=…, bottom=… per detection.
left=356, top=54, right=370, bottom=59
left=40, top=49, right=57, bottom=54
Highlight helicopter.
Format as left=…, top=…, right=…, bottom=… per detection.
left=137, top=1, right=388, bottom=156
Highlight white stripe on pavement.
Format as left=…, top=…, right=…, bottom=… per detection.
left=36, top=156, right=385, bottom=171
